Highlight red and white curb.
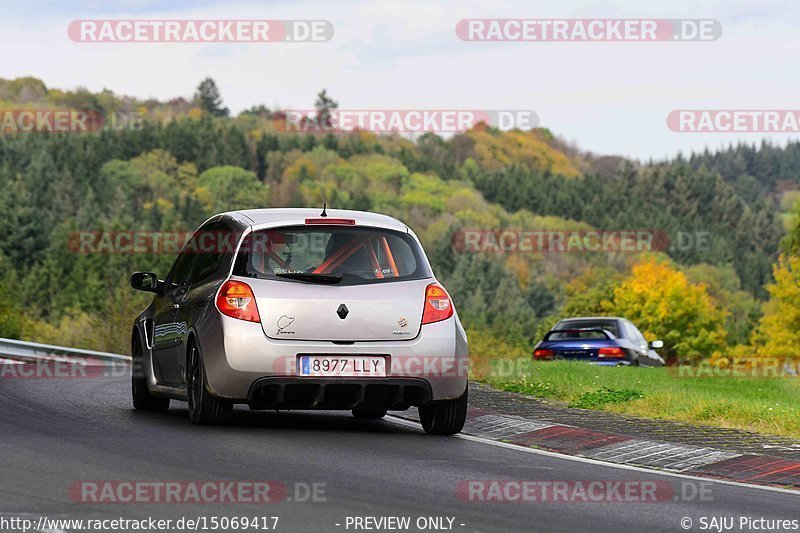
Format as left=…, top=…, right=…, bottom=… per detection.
left=398, top=407, right=800, bottom=490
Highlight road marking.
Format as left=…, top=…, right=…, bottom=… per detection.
left=386, top=415, right=800, bottom=497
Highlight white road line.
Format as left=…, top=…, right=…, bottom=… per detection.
left=386, top=415, right=800, bottom=497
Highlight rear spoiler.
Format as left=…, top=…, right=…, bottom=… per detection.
left=543, top=328, right=615, bottom=341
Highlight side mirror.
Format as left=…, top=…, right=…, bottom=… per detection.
left=651, top=340, right=664, bottom=349
left=130, top=272, right=162, bottom=293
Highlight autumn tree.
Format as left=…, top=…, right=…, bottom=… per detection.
left=608, top=256, right=727, bottom=360
left=750, top=256, right=800, bottom=356
left=196, top=166, right=270, bottom=213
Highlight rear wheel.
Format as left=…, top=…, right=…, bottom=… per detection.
left=419, top=387, right=468, bottom=435
left=131, top=337, right=170, bottom=412
left=187, top=342, right=232, bottom=425
left=352, top=408, right=387, bottom=419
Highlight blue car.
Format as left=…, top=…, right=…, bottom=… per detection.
left=533, top=317, right=665, bottom=366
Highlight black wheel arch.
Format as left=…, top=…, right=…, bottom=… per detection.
left=184, top=330, right=198, bottom=383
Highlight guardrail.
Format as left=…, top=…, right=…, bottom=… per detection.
left=0, top=337, right=130, bottom=364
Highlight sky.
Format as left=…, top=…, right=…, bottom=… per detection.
left=1, top=0, right=798, bottom=160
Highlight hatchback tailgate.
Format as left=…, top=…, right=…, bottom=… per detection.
left=246, top=277, right=430, bottom=341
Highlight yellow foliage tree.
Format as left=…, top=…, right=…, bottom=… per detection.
left=467, top=129, right=580, bottom=177
left=751, top=256, right=800, bottom=357
left=608, top=257, right=727, bottom=359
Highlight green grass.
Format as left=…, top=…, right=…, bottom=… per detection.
left=474, top=357, right=800, bottom=438
left=568, top=387, right=644, bottom=409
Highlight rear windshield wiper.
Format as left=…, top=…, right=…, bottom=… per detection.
left=275, top=272, right=343, bottom=284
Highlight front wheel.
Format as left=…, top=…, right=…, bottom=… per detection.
left=131, top=337, right=170, bottom=412
left=187, top=342, right=233, bottom=425
left=419, top=387, right=468, bottom=435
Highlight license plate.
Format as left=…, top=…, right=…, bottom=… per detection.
left=298, top=355, right=387, bottom=377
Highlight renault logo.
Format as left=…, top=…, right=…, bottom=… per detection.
left=336, top=304, right=349, bottom=319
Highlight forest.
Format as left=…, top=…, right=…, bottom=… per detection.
left=0, top=76, right=798, bottom=362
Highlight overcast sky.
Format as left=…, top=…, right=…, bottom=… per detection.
left=2, top=0, right=798, bottom=160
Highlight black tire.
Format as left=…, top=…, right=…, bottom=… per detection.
left=419, top=386, right=468, bottom=435
left=131, top=336, right=170, bottom=412
left=352, top=408, right=387, bottom=419
left=186, top=341, right=232, bottom=425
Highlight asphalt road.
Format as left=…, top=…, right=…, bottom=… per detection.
left=0, top=373, right=798, bottom=533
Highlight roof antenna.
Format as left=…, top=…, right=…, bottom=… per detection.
left=320, top=202, right=328, bottom=217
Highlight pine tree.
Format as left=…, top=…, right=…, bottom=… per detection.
left=193, top=78, right=229, bottom=117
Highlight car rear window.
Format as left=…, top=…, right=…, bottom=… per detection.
left=232, top=225, right=431, bottom=286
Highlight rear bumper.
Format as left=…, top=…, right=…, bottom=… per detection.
left=247, top=377, right=432, bottom=410
left=533, top=356, right=634, bottom=365
left=197, top=313, right=468, bottom=404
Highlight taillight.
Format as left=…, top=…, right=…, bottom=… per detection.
left=421, top=283, right=453, bottom=325
left=533, top=349, right=554, bottom=359
left=598, top=347, right=624, bottom=358
left=216, top=280, right=261, bottom=322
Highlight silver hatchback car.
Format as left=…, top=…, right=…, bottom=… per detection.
left=129, top=208, right=469, bottom=435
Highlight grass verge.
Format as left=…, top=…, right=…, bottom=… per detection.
left=467, top=330, right=800, bottom=438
